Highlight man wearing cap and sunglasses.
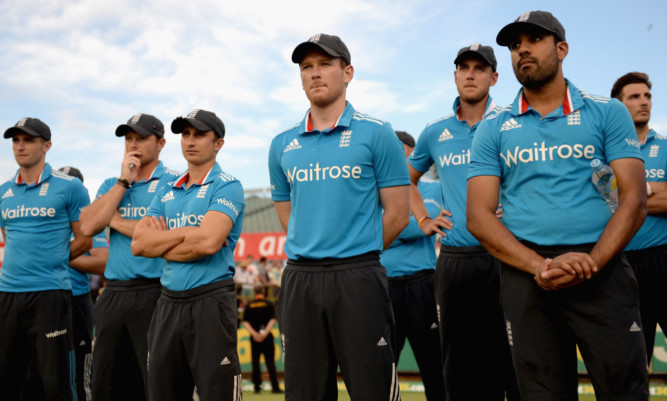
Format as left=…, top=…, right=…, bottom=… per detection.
left=132, top=109, right=245, bottom=400
left=0, top=118, right=92, bottom=400
left=467, top=10, right=649, bottom=399
left=269, top=34, right=409, bottom=400
left=79, top=113, right=179, bottom=401
left=408, top=44, right=519, bottom=401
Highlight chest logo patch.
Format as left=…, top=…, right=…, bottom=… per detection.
left=161, top=191, right=175, bottom=202
left=339, top=130, right=352, bottom=147
left=39, top=183, right=49, bottom=196
left=567, top=110, right=581, bottom=126
left=649, top=145, right=659, bottom=158
left=284, top=139, right=302, bottom=153
left=438, top=129, right=453, bottom=142
left=2, top=188, right=14, bottom=199
left=500, top=118, right=522, bottom=132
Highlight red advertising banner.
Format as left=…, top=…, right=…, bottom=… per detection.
left=233, top=232, right=287, bottom=261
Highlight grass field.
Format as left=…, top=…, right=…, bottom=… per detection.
left=236, top=378, right=667, bottom=400
left=239, top=391, right=601, bottom=401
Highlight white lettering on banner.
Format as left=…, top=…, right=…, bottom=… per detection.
left=500, top=142, right=595, bottom=168
left=259, top=236, right=287, bottom=257
left=439, top=149, right=470, bottom=167
left=646, top=169, right=665, bottom=179
left=119, top=206, right=148, bottom=218
left=2, top=205, right=57, bottom=219
left=286, top=163, right=362, bottom=183
left=167, top=213, right=204, bottom=229
left=233, top=233, right=287, bottom=260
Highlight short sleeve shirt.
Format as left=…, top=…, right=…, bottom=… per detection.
left=381, top=176, right=443, bottom=277
left=147, top=163, right=245, bottom=291
left=626, top=129, right=667, bottom=250
left=268, top=102, right=410, bottom=260
left=69, top=232, right=108, bottom=296
left=96, top=162, right=179, bottom=280
left=409, top=97, right=501, bottom=247
left=469, top=80, right=642, bottom=245
left=0, top=163, right=90, bottom=292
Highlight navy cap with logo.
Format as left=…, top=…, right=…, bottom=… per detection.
left=3, top=117, right=52, bottom=141
left=496, top=10, right=566, bottom=47
left=115, top=113, right=165, bottom=138
left=454, top=44, right=497, bottom=72
left=58, top=166, right=84, bottom=183
left=292, top=33, right=351, bottom=65
left=171, top=109, right=225, bottom=138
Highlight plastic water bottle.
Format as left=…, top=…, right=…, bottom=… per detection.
left=590, top=159, right=618, bottom=213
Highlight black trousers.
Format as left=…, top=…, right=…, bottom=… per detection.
left=71, top=293, right=93, bottom=401
left=502, top=243, right=648, bottom=401
left=0, top=290, right=75, bottom=401
left=147, top=279, right=242, bottom=401
left=250, top=334, right=280, bottom=391
left=626, top=244, right=667, bottom=363
left=435, top=246, right=519, bottom=401
left=91, top=278, right=161, bottom=401
left=388, top=269, right=445, bottom=401
left=278, top=252, right=401, bottom=401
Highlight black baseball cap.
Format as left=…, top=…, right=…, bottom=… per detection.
left=58, top=166, right=84, bottom=183
left=3, top=117, right=51, bottom=141
left=171, top=109, right=225, bottom=138
left=454, top=44, right=497, bottom=71
left=115, top=113, right=165, bottom=138
left=496, top=10, right=566, bottom=47
left=292, top=33, right=351, bottom=65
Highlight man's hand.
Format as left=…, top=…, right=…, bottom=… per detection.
left=535, top=252, right=596, bottom=290
left=420, top=209, right=453, bottom=236
left=649, top=181, right=667, bottom=195
left=121, top=151, right=141, bottom=184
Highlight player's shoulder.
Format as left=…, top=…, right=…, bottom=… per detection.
left=50, top=169, right=77, bottom=183
left=162, top=166, right=181, bottom=178
left=653, top=132, right=667, bottom=141
left=351, top=111, right=388, bottom=127
left=578, top=88, right=613, bottom=106
left=425, top=112, right=457, bottom=130
left=485, top=105, right=512, bottom=123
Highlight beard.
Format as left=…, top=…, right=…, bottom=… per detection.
left=513, top=48, right=559, bottom=90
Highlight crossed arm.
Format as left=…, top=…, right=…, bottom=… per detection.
left=70, top=246, right=109, bottom=275
left=70, top=221, right=93, bottom=261
left=131, top=210, right=234, bottom=262
left=466, top=157, right=647, bottom=291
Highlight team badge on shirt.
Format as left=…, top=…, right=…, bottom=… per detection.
left=39, top=183, right=49, bottom=196
left=196, top=184, right=209, bottom=199
left=339, top=130, right=352, bottom=147
left=649, top=145, right=659, bottom=158
left=567, top=110, right=581, bottom=126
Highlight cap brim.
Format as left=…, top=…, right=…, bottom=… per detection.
left=3, top=126, right=43, bottom=139
left=497, top=22, right=558, bottom=46
left=115, top=124, right=155, bottom=137
left=291, top=42, right=340, bottom=64
left=454, top=51, right=495, bottom=68
left=171, top=117, right=212, bottom=134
